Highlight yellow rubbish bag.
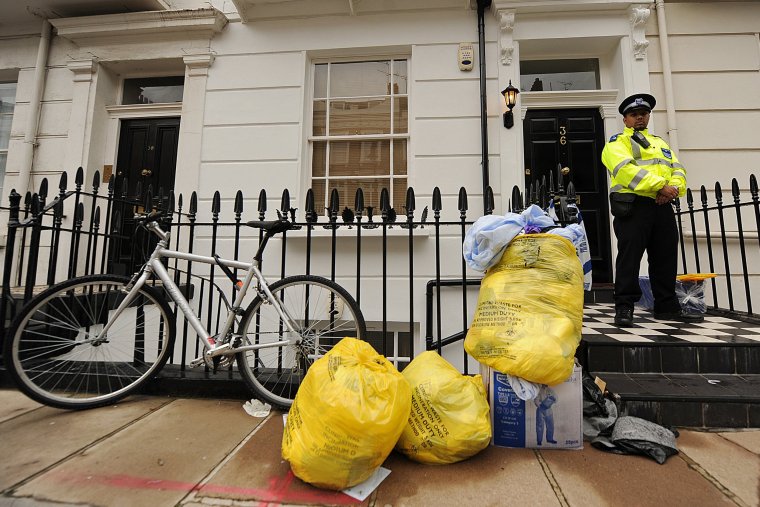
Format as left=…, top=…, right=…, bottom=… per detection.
left=464, top=234, right=583, bottom=386
left=396, top=351, right=491, bottom=464
left=282, top=337, right=411, bottom=490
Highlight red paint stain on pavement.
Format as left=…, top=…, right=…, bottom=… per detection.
left=47, top=470, right=360, bottom=505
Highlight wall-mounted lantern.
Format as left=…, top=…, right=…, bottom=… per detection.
left=501, top=80, right=520, bottom=129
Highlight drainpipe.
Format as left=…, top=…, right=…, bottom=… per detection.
left=654, top=0, right=678, bottom=151
left=476, top=0, right=492, bottom=214
left=16, top=19, right=52, bottom=200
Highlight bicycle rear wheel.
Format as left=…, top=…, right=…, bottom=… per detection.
left=4, top=274, right=176, bottom=410
left=236, top=275, right=366, bottom=410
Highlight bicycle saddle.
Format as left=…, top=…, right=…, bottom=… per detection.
left=245, top=220, right=294, bottom=235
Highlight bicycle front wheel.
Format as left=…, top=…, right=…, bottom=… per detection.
left=4, top=274, right=176, bottom=410
left=236, top=275, right=367, bottom=409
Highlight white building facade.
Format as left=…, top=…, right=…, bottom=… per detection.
left=1, top=0, right=759, bottom=362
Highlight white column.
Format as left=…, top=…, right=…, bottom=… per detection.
left=174, top=52, right=214, bottom=200
left=15, top=19, right=51, bottom=200
left=628, top=5, right=652, bottom=94
left=493, top=7, right=523, bottom=213
left=64, top=58, right=98, bottom=175
left=654, top=0, right=679, bottom=150
left=600, top=104, right=620, bottom=141
left=497, top=9, right=515, bottom=67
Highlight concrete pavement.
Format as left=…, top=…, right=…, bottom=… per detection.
left=0, top=389, right=758, bottom=507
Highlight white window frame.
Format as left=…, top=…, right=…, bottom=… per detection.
left=0, top=81, right=18, bottom=207
left=365, top=324, right=414, bottom=369
left=308, top=57, right=410, bottom=214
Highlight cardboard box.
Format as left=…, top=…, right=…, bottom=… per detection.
left=482, top=364, right=583, bottom=450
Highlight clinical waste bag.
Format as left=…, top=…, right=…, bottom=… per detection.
left=282, top=337, right=411, bottom=490
left=464, top=234, right=584, bottom=386
left=395, top=351, right=491, bottom=464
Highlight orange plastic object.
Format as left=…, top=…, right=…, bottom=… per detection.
left=676, top=273, right=717, bottom=282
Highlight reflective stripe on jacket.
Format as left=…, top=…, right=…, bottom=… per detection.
left=601, top=127, right=687, bottom=199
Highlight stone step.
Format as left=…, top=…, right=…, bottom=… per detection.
left=592, top=372, right=760, bottom=428
left=584, top=284, right=614, bottom=304
left=579, top=341, right=760, bottom=375
left=580, top=303, right=760, bottom=427
left=580, top=303, right=760, bottom=374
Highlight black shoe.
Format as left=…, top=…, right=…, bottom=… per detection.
left=614, top=307, right=634, bottom=327
left=653, top=310, right=704, bottom=323
left=547, top=439, right=557, bottom=444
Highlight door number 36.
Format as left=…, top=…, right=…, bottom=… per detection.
left=559, top=126, right=567, bottom=145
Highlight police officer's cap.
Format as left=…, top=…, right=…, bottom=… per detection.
left=618, top=93, right=656, bottom=115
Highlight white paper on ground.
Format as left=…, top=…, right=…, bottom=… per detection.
left=342, top=467, right=391, bottom=501
left=242, top=399, right=271, bottom=417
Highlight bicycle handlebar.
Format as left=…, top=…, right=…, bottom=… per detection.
left=134, top=210, right=171, bottom=242
left=134, top=209, right=163, bottom=225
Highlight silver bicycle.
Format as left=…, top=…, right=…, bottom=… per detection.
left=5, top=211, right=367, bottom=410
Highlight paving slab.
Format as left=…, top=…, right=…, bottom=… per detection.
left=13, top=398, right=262, bottom=507
left=0, top=393, right=169, bottom=493
left=193, top=412, right=358, bottom=506
left=541, top=445, right=735, bottom=507
left=0, top=390, right=42, bottom=424
left=4, top=392, right=759, bottom=507
left=373, top=446, right=560, bottom=507
left=0, top=497, right=90, bottom=507
left=677, top=429, right=760, bottom=507
left=718, top=430, right=760, bottom=455
left=198, top=414, right=559, bottom=507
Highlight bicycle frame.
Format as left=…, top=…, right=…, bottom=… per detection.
left=99, top=220, right=299, bottom=358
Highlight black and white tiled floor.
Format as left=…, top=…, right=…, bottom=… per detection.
left=583, top=303, right=760, bottom=344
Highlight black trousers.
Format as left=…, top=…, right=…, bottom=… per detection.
left=612, top=196, right=680, bottom=313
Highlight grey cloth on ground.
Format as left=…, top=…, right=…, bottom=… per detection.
left=583, top=398, right=617, bottom=439
left=591, top=415, right=678, bottom=464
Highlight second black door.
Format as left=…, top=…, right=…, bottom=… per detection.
left=109, top=117, right=180, bottom=274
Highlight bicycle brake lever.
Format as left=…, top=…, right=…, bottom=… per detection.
left=134, top=210, right=163, bottom=231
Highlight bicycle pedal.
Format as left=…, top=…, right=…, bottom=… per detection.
left=189, top=357, right=206, bottom=368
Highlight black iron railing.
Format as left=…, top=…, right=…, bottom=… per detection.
left=1, top=167, right=758, bottom=380
left=675, top=174, right=760, bottom=320
left=0, top=167, right=501, bottom=372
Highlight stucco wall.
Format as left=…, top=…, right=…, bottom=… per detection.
left=200, top=9, right=501, bottom=223
left=647, top=2, right=760, bottom=191
left=0, top=34, right=79, bottom=198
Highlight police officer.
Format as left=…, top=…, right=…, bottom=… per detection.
left=602, top=93, right=703, bottom=327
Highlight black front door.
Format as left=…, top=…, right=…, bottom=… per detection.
left=109, top=117, right=180, bottom=274
left=523, top=108, right=612, bottom=283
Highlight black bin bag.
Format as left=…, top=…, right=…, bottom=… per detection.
left=591, top=416, right=678, bottom=464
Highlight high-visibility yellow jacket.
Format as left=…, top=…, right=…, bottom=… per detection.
left=601, top=127, right=687, bottom=199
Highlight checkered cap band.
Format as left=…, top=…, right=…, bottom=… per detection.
left=622, top=97, right=652, bottom=113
